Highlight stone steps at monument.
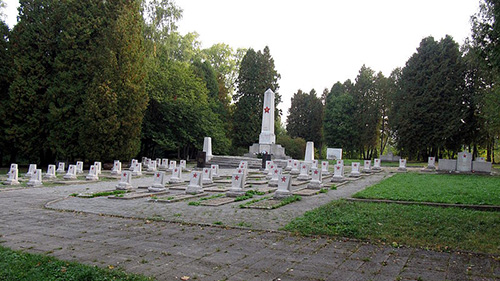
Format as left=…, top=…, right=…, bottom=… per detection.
left=207, top=155, right=288, bottom=170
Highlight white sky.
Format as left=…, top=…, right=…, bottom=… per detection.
left=3, top=0, right=481, bottom=120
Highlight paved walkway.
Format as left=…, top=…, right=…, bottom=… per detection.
left=0, top=169, right=498, bottom=280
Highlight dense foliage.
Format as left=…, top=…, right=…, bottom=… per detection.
left=0, top=0, right=499, bottom=163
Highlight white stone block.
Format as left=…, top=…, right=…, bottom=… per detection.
left=202, top=167, right=213, bottom=185
left=63, top=164, right=77, bottom=180
left=27, top=169, right=42, bottom=186
left=268, top=167, right=282, bottom=187
left=297, top=162, right=310, bottom=181
left=4, top=164, right=20, bottom=185
left=180, top=160, right=188, bottom=171
left=321, top=161, right=330, bottom=175
left=327, top=148, right=342, bottom=160
left=290, top=160, right=300, bottom=175
left=160, top=158, right=169, bottom=170
left=437, top=159, right=456, bottom=172
left=285, top=159, right=293, bottom=171
left=457, top=151, right=472, bottom=173
left=186, top=171, right=203, bottom=194
left=111, top=160, right=121, bottom=175
left=149, top=171, right=166, bottom=192
left=398, top=159, right=407, bottom=172
left=373, top=159, right=381, bottom=170
left=94, top=162, right=102, bottom=175
left=227, top=173, right=246, bottom=197
left=307, top=167, right=323, bottom=189
left=274, top=175, right=292, bottom=199
left=362, top=160, right=371, bottom=173
left=147, top=160, right=157, bottom=172
left=311, top=160, right=318, bottom=169
left=304, top=142, right=314, bottom=163
left=129, top=159, right=138, bottom=171
left=203, top=137, right=213, bottom=161
left=169, top=167, right=183, bottom=184
left=132, top=163, right=142, bottom=176
left=76, top=161, right=84, bottom=174
left=168, top=160, right=176, bottom=171
left=25, top=164, right=37, bottom=178
left=350, top=162, right=361, bottom=177
left=116, top=171, right=133, bottom=190
left=44, top=164, right=57, bottom=179
left=56, top=162, right=65, bottom=174
left=331, top=164, right=346, bottom=182
left=86, top=165, right=99, bottom=181
left=211, top=164, right=219, bottom=178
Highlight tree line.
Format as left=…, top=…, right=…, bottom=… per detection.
left=1, top=0, right=499, bottom=164
left=0, top=0, right=280, bottom=165
left=286, top=0, right=500, bottom=162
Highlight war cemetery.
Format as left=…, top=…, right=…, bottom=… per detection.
left=1, top=1, right=500, bottom=280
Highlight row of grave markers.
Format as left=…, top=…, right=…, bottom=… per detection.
left=4, top=162, right=104, bottom=186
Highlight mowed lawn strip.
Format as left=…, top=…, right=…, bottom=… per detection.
left=353, top=173, right=500, bottom=206
left=283, top=200, right=500, bottom=254
left=0, top=245, right=154, bottom=281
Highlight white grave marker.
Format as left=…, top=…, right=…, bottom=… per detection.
left=27, top=169, right=42, bottom=186
left=350, top=162, right=361, bottom=177
left=4, top=164, right=20, bottom=185
left=147, top=160, right=157, bottom=172
left=111, top=160, right=121, bottom=175
left=321, top=161, right=330, bottom=175
left=331, top=164, right=345, bottom=182
left=56, top=162, right=65, bottom=174
left=457, top=151, right=472, bottom=173
left=94, top=162, right=102, bottom=175
left=63, top=164, right=77, bottom=180
left=307, top=167, right=323, bottom=189
left=160, top=158, right=169, bottom=170
left=266, top=162, right=276, bottom=179
left=202, top=167, right=213, bottom=185
left=268, top=167, right=282, bottom=187
left=168, top=160, right=176, bottom=171
left=132, top=162, right=142, bottom=176
left=311, top=160, right=318, bottom=169
left=398, top=159, right=407, bottom=172
left=25, top=164, right=37, bottom=178
left=169, top=167, right=183, bottom=184
left=149, top=171, right=166, bottom=192
left=129, top=159, right=137, bottom=171
left=227, top=173, right=246, bottom=197
left=362, top=160, right=372, bottom=173
left=297, top=162, right=310, bottom=181
left=86, top=165, right=99, bottom=181
left=290, top=160, right=300, bottom=175
left=44, top=164, right=56, bottom=179
left=76, top=161, right=84, bottom=174
left=180, top=160, right=187, bottom=171
left=274, top=175, right=292, bottom=199
left=186, top=171, right=203, bottom=194
left=373, top=159, right=381, bottom=170
left=116, top=171, right=133, bottom=190
left=211, top=164, right=219, bottom=178
left=285, top=159, right=293, bottom=171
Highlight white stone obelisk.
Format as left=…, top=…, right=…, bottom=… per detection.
left=203, top=137, right=213, bottom=161
left=304, top=142, right=314, bottom=164
left=259, top=89, right=276, bottom=146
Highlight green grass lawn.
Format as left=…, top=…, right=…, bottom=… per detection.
left=0, top=245, right=153, bottom=280
left=283, top=200, right=500, bottom=254
left=353, top=173, right=500, bottom=205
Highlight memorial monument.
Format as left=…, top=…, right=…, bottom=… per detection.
left=245, top=89, right=287, bottom=159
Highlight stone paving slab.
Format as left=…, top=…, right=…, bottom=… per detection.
left=200, top=196, right=236, bottom=206
left=0, top=169, right=498, bottom=280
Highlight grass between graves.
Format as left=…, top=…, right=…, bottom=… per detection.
left=70, top=190, right=127, bottom=198
left=283, top=199, right=500, bottom=254
left=0, top=245, right=153, bottom=281
left=353, top=173, right=500, bottom=206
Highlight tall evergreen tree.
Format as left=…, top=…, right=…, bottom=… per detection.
left=393, top=36, right=467, bottom=159
left=286, top=89, right=323, bottom=151
left=232, top=47, right=280, bottom=149
left=0, top=16, right=13, bottom=164
left=323, top=80, right=359, bottom=157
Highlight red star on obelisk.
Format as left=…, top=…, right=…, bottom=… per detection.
left=264, top=106, right=270, bottom=113
left=235, top=175, right=239, bottom=180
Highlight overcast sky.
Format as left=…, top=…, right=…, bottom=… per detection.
left=3, top=0, right=481, bottom=120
